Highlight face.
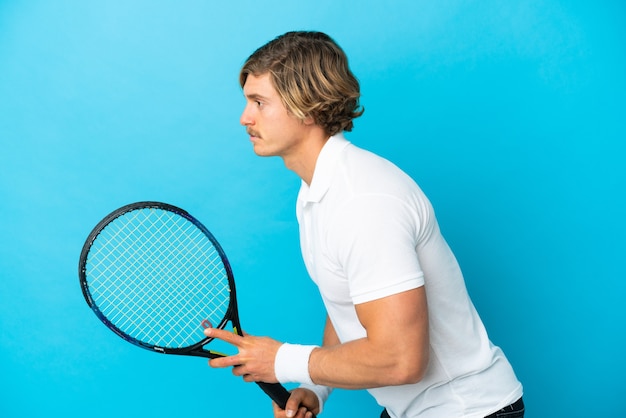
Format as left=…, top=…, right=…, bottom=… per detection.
left=240, top=73, right=310, bottom=159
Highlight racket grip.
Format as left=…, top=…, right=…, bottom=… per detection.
left=255, top=382, right=317, bottom=418
left=256, top=381, right=290, bottom=407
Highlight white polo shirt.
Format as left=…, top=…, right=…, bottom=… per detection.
left=296, top=134, right=522, bottom=417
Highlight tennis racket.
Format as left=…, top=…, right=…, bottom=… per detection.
left=78, top=201, right=294, bottom=410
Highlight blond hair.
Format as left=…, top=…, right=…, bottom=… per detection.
left=240, top=31, right=364, bottom=136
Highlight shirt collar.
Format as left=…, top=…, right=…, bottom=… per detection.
left=300, top=132, right=350, bottom=203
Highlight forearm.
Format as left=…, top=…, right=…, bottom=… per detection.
left=310, top=288, right=429, bottom=389
left=321, top=315, right=340, bottom=347
left=275, top=289, right=429, bottom=390
left=315, top=316, right=400, bottom=388
left=309, top=336, right=426, bottom=389
left=294, top=316, right=337, bottom=414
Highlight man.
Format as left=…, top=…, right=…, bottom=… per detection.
left=203, top=31, right=524, bottom=418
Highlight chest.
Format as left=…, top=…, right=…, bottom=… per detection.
left=297, top=198, right=353, bottom=305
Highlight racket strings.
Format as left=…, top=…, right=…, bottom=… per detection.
left=85, top=208, right=231, bottom=348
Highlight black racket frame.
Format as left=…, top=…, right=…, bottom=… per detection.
left=78, top=201, right=295, bottom=411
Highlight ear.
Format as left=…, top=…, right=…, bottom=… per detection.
left=303, top=114, right=316, bottom=125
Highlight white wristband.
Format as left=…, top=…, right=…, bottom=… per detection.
left=274, top=343, right=317, bottom=385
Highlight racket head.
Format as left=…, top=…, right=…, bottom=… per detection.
left=78, top=201, right=239, bottom=356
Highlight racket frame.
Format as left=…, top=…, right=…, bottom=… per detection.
left=78, top=201, right=299, bottom=412
left=78, top=201, right=239, bottom=358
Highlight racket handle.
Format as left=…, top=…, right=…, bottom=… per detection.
left=255, top=382, right=317, bottom=418
left=256, top=381, right=290, bottom=407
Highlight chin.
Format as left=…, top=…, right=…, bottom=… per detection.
left=252, top=144, right=279, bottom=158
left=252, top=146, right=272, bottom=157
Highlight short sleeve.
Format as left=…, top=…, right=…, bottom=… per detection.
left=327, top=194, right=425, bottom=304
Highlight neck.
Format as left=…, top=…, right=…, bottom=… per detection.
left=283, top=128, right=329, bottom=185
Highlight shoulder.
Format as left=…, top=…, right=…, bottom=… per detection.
left=334, top=144, right=431, bottom=213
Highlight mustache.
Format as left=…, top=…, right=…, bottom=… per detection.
left=246, top=128, right=261, bottom=138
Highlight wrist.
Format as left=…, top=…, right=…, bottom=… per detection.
left=274, top=343, right=318, bottom=385
left=299, top=383, right=333, bottom=414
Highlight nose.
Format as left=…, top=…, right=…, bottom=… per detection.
left=240, top=104, right=253, bottom=126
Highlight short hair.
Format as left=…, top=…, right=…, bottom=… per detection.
left=240, top=31, right=364, bottom=136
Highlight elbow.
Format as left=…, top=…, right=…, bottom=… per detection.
left=389, top=350, right=429, bottom=385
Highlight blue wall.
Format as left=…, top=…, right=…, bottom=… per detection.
left=1, top=1, right=624, bottom=416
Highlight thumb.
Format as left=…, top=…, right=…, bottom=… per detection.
left=284, top=390, right=308, bottom=418
left=272, top=388, right=319, bottom=418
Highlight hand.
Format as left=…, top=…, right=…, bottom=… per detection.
left=272, top=388, right=320, bottom=418
left=203, top=327, right=282, bottom=383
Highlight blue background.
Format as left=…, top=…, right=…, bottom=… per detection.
left=1, top=1, right=624, bottom=416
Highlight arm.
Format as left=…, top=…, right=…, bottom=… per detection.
left=203, top=286, right=429, bottom=389
left=310, top=286, right=429, bottom=389
left=322, top=315, right=340, bottom=347
left=276, top=316, right=339, bottom=418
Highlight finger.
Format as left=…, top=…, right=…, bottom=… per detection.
left=283, top=391, right=309, bottom=418
left=272, top=401, right=286, bottom=418
left=284, top=391, right=305, bottom=416
left=286, top=406, right=311, bottom=418
left=203, top=327, right=243, bottom=345
left=272, top=400, right=310, bottom=418
left=208, top=354, right=242, bottom=368
left=231, top=364, right=251, bottom=379
left=242, top=373, right=257, bottom=383
left=272, top=401, right=293, bottom=418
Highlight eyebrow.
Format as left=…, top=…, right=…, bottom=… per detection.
left=244, top=92, right=269, bottom=101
